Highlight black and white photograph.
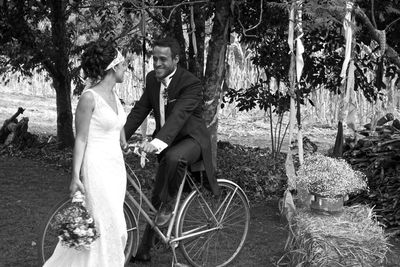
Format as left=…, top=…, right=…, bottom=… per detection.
left=1, top=1, right=400, bottom=266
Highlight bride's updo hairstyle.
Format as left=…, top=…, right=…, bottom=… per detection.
left=81, top=40, right=117, bottom=82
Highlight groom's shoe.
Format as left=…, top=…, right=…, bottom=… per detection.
left=130, top=243, right=151, bottom=262
left=130, top=224, right=153, bottom=263
left=155, top=209, right=172, bottom=227
left=131, top=250, right=151, bottom=262
left=155, top=202, right=172, bottom=227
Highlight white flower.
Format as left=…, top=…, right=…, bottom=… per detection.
left=73, top=228, right=81, bottom=235
left=87, top=229, right=94, bottom=236
left=297, top=153, right=367, bottom=197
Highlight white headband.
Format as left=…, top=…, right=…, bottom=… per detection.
left=105, top=50, right=125, bottom=71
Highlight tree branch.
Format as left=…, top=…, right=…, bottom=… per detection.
left=354, top=6, right=400, bottom=73
left=236, top=0, right=263, bottom=37
left=385, top=16, right=400, bottom=31
left=370, top=0, right=377, bottom=28
left=148, top=0, right=209, bottom=9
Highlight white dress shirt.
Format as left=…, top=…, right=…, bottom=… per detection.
left=150, top=68, right=177, bottom=153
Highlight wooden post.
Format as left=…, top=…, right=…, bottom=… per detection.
left=333, top=0, right=354, bottom=157
left=140, top=0, right=148, bottom=140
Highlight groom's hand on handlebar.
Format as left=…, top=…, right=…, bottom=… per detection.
left=126, top=142, right=150, bottom=168
left=140, top=141, right=158, bottom=153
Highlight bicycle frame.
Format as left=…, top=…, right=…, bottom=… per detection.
left=124, top=165, right=223, bottom=248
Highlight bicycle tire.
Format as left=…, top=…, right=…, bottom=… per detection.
left=176, top=179, right=250, bottom=267
left=38, top=196, right=139, bottom=264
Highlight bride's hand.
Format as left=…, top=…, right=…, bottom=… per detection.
left=69, top=177, right=85, bottom=197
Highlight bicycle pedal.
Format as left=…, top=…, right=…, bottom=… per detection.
left=153, top=242, right=169, bottom=252
left=148, top=210, right=156, bottom=216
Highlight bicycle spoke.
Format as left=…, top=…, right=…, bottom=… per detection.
left=213, top=192, right=232, bottom=217
left=182, top=235, right=203, bottom=250
left=222, top=214, right=246, bottom=226
left=219, top=203, right=243, bottom=222
left=219, top=187, right=239, bottom=223
left=190, top=232, right=217, bottom=261
left=40, top=197, right=138, bottom=265
left=178, top=181, right=250, bottom=267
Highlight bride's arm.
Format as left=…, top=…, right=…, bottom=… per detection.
left=120, top=128, right=128, bottom=151
left=70, top=92, right=95, bottom=196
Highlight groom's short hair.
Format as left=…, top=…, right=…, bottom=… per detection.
left=153, top=37, right=181, bottom=59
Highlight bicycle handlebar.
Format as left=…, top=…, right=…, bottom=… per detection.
left=124, top=142, right=149, bottom=167
left=127, top=142, right=141, bottom=149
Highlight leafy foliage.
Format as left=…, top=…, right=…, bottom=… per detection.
left=0, top=0, right=147, bottom=71
left=300, top=25, right=344, bottom=94
left=357, top=0, right=400, bottom=51
left=217, top=141, right=287, bottom=200
left=225, top=81, right=290, bottom=114
left=0, top=0, right=154, bottom=147
left=0, top=136, right=287, bottom=202
left=233, top=0, right=400, bottom=107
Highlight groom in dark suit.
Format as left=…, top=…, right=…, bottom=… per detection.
left=124, top=37, right=219, bottom=262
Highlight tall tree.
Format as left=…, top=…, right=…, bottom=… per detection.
left=145, top=0, right=233, bottom=164
left=187, top=3, right=207, bottom=79
left=0, top=0, right=143, bottom=148
left=203, top=0, right=233, bottom=164
left=160, top=0, right=188, bottom=68
left=0, top=0, right=74, bottom=148
left=49, top=0, right=74, bottom=148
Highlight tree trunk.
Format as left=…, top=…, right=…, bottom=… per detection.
left=285, top=46, right=297, bottom=190
left=387, top=74, right=398, bottom=114
left=333, top=60, right=354, bottom=157
left=162, top=1, right=187, bottom=68
left=203, top=0, right=232, bottom=167
left=49, top=0, right=74, bottom=148
left=188, top=3, right=206, bottom=80
left=53, top=75, right=74, bottom=148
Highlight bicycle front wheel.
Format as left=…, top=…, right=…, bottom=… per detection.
left=176, top=179, right=250, bottom=267
left=38, top=196, right=139, bottom=264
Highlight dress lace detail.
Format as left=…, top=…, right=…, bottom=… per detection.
left=43, top=89, right=127, bottom=267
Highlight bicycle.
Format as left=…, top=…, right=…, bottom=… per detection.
left=38, top=143, right=250, bottom=266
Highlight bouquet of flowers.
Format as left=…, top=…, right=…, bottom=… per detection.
left=51, top=191, right=100, bottom=250
left=296, top=153, right=368, bottom=198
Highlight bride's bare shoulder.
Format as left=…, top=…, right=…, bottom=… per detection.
left=77, top=90, right=96, bottom=110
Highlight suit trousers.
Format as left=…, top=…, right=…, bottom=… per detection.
left=151, top=137, right=201, bottom=208
left=136, top=137, right=201, bottom=255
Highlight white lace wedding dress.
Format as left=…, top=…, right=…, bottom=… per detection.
left=43, top=89, right=127, bottom=267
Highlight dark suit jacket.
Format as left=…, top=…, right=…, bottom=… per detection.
left=124, top=67, right=219, bottom=196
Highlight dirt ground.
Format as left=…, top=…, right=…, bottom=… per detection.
left=0, top=155, right=288, bottom=267
left=1, top=155, right=400, bottom=267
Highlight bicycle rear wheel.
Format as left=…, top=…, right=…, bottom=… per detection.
left=176, top=179, right=250, bottom=267
left=38, top=196, right=139, bottom=264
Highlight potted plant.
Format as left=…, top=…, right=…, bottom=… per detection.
left=296, top=153, right=368, bottom=214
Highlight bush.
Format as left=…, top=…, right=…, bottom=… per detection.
left=216, top=141, right=286, bottom=201
left=1, top=136, right=287, bottom=203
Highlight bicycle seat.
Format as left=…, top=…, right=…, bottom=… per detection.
left=189, top=160, right=205, bottom=173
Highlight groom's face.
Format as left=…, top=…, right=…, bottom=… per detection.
left=153, top=46, right=179, bottom=80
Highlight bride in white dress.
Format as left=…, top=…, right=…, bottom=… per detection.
left=43, top=41, right=129, bottom=267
